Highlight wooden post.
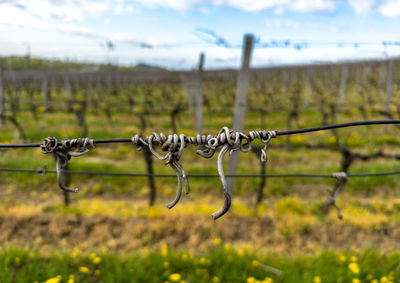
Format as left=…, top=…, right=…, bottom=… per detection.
left=64, top=74, right=73, bottom=112
left=226, top=34, right=254, bottom=195
left=0, top=59, right=4, bottom=124
left=336, top=66, right=348, bottom=113
left=87, top=75, right=95, bottom=108
left=281, top=70, right=288, bottom=102
left=195, top=52, right=205, bottom=134
left=180, top=73, right=193, bottom=116
left=354, top=67, right=361, bottom=95
left=42, top=73, right=51, bottom=112
left=378, top=62, right=387, bottom=97
left=385, top=60, right=395, bottom=116
left=303, top=69, right=312, bottom=108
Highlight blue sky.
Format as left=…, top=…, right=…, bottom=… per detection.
left=1, top=0, right=400, bottom=69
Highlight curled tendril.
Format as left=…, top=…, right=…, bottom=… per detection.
left=130, top=127, right=277, bottom=218
left=212, top=144, right=232, bottom=220
left=40, top=137, right=94, bottom=193
left=323, top=172, right=347, bottom=220
left=166, top=158, right=183, bottom=209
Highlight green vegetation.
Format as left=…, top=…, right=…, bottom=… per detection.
left=1, top=246, right=399, bottom=283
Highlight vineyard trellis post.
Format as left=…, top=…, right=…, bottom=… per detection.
left=87, top=75, right=95, bottom=109
left=378, top=61, right=387, bottom=97
left=227, top=34, right=254, bottom=196
left=303, top=68, right=312, bottom=108
left=195, top=52, right=205, bottom=134
left=180, top=72, right=193, bottom=115
left=385, top=60, right=395, bottom=117
left=281, top=69, right=288, bottom=101
left=336, top=65, right=348, bottom=113
left=42, top=72, right=51, bottom=113
left=64, top=73, right=74, bottom=112
left=0, top=58, right=4, bottom=124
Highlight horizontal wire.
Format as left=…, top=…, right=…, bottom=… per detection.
left=0, top=120, right=400, bottom=149
left=1, top=167, right=400, bottom=179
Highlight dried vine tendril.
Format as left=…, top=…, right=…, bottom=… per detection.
left=40, top=137, right=94, bottom=192
left=39, top=128, right=275, bottom=219
left=132, top=127, right=276, bottom=219
left=323, top=172, right=347, bottom=220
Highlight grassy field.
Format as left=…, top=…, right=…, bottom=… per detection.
left=1, top=107, right=400, bottom=282
left=1, top=245, right=399, bottom=283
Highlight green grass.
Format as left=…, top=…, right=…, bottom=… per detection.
left=0, top=246, right=399, bottom=283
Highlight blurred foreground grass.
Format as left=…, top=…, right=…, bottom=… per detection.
left=1, top=245, right=400, bottom=283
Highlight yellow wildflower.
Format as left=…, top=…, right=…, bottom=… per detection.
left=163, top=261, right=170, bottom=268
left=381, top=277, right=388, bottom=283
left=169, top=273, right=181, bottom=282
left=180, top=281, right=186, bottom=283
left=339, top=255, right=346, bottom=262
left=350, top=256, right=357, bottom=262
left=181, top=254, right=188, bottom=261
left=371, top=280, right=378, bottom=283
left=237, top=249, right=245, bottom=256
left=263, top=277, right=273, bottom=283
left=252, top=260, right=260, bottom=267
left=67, top=275, right=74, bottom=283
left=161, top=244, right=168, bottom=256
left=314, top=276, right=321, bottom=283
left=245, top=244, right=253, bottom=252
left=348, top=262, right=360, bottom=274
left=43, top=275, right=62, bottom=283
left=214, top=238, right=222, bottom=245
left=224, top=243, right=232, bottom=251
left=247, top=277, right=256, bottom=283
left=94, top=270, right=101, bottom=276
left=200, top=257, right=207, bottom=264
left=213, top=276, right=221, bottom=283
left=89, top=253, right=96, bottom=259
left=93, top=257, right=101, bottom=264
left=71, top=249, right=81, bottom=258
left=79, top=266, right=90, bottom=274
left=352, top=279, right=360, bottom=283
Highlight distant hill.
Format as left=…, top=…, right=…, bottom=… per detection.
left=0, top=56, right=171, bottom=72
left=134, top=63, right=167, bottom=71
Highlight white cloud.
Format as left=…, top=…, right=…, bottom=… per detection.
left=349, top=0, right=400, bottom=17
left=131, top=0, right=337, bottom=13
left=265, top=19, right=299, bottom=29
left=1, top=0, right=109, bottom=22
left=0, top=0, right=135, bottom=22
left=0, top=0, right=157, bottom=46
left=379, top=0, right=400, bottom=17
left=347, top=0, right=376, bottom=14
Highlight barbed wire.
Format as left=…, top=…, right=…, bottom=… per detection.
left=1, top=120, right=400, bottom=219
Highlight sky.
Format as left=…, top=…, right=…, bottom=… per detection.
left=0, top=0, right=400, bottom=70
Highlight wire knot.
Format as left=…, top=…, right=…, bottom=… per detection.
left=40, top=136, right=94, bottom=193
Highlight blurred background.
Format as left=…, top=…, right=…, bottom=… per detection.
left=1, top=1, right=400, bottom=282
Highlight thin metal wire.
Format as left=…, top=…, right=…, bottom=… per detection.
left=0, top=120, right=399, bottom=148
left=1, top=167, right=400, bottom=179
